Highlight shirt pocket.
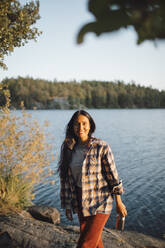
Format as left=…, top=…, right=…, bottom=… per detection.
left=84, top=154, right=98, bottom=175
left=88, top=158, right=98, bottom=176
left=88, top=154, right=97, bottom=164
left=88, top=165, right=97, bottom=175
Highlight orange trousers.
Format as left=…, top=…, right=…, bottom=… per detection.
left=76, top=187, right=110, bottom=248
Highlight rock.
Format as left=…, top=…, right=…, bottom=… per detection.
left=27, top=205, right=60, bottom=224
left=0, top=231, right=13, bottom=248
left=0, top=214, right=77, bottom=248
left=103, top=228, right=165, bottom=248
left=18, top=209, right=34, bottom=219
left=0, top=214, right=164, bottom=248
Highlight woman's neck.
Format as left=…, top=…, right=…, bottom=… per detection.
left=78, top=137, right=90, bottom=145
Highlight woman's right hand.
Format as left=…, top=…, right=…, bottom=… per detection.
left=65, top=209, right=73, bottom=221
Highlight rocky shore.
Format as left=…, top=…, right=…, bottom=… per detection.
left=0, top=206, right=164, bottom=248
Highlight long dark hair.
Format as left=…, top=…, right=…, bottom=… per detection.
left=58, top=110, right=96, bottom=180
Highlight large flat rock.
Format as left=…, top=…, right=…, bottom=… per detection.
left=0, top=214, right=164, bottom=248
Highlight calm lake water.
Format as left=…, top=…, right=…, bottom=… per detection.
left=15, top=109, right=165, bottom=239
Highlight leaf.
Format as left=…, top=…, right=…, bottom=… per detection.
left=77, top=0, right=165, bottom=45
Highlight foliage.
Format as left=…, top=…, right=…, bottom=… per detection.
left=77, top=0, right=165, bottom=45
left=0, top=0, right=41, bottom=69
left=0, top=77, right=165, bottom=110
left=0, top=85, right=54, bottom=214
left=0, top=175, right=32, bottom=213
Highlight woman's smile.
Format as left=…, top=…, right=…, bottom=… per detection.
left=74, top=115, right=90, bottom=142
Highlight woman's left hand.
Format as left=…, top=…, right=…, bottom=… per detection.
left=116, top=201, right=127, bottom=217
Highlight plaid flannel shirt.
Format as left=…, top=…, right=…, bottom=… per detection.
left=60, top=137, right=123, bottom=216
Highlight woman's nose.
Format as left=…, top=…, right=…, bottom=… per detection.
left=79, top=123, right=84, bottom=130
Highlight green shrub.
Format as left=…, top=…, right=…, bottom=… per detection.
left=0, top=86, right=54, bottom=214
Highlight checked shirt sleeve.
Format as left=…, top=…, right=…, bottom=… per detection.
left=60, top=177, right=72, bottom=210
left=102, top=144, right=124, bottom=195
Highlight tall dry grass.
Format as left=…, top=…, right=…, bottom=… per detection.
left=0, top=85, right=55, bottom=214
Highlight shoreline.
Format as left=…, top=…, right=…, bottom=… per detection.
left=0, top=206, right=165, bottom=248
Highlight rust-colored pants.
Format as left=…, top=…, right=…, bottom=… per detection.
left=76, top=187, right=110, bottom=248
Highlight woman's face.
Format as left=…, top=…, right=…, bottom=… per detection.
left=73, top=114, right=90, bottom=142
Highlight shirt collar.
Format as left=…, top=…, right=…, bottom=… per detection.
left=66, top=136, right=96, bottom=150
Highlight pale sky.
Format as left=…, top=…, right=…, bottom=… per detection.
left=0, top=0, right=165, bottom=90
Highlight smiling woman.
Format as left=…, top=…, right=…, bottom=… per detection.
left=58, top=110, right=127, bottom=248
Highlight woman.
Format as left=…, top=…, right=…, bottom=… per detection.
left=58, top=110, right=127, bottom=248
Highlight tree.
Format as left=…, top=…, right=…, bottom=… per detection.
left=77, top=0, right=165, bottom=45
left=0, top=0, right=41, bottom=69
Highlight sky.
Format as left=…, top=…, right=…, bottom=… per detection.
left=0, top=0, right=165, bottom=90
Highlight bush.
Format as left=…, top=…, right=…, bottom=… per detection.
left=0, top=86, right=54, bottom=214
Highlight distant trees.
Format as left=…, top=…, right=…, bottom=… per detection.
left=0, top=77, right=165, bottom=109
left=0, top=0, right=41, bottom=69
left=77, top=0, right=165, bottom=45
left=160, top=91, right=165, bottom=108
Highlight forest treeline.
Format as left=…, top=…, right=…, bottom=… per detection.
left=0, top=77, right=165, bottom=109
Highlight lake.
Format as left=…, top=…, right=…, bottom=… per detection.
left=16, top=109, right=165, bottom=239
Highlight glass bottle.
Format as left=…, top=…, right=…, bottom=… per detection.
left=115, top=214, right=125, bottom=231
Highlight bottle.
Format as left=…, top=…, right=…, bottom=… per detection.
left=115, top=214, right=125, bottom=231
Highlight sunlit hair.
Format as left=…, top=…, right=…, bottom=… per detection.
left=58, top=110, right=96, bottom=180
